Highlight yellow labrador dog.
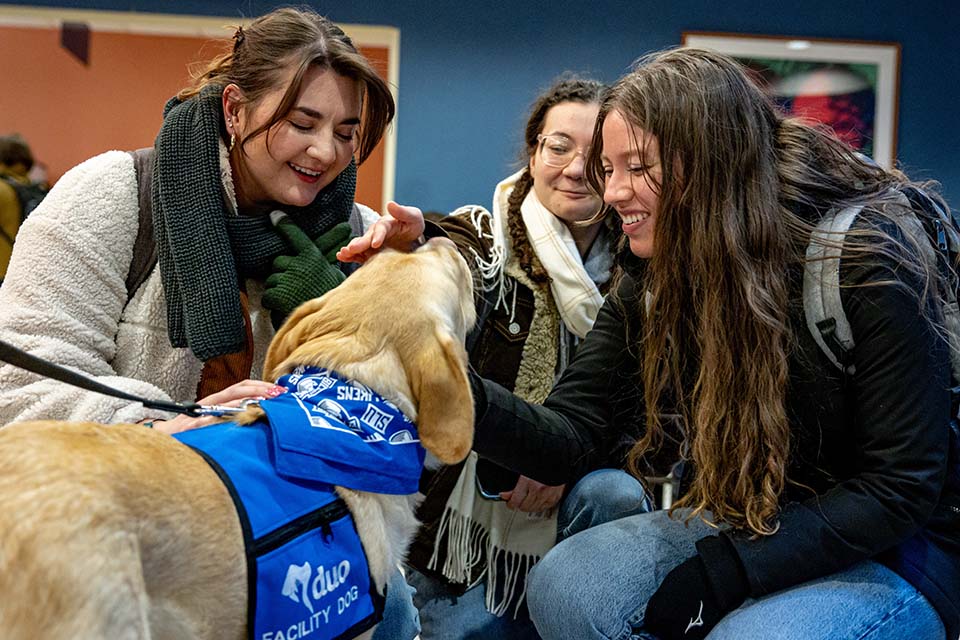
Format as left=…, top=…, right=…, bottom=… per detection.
left=0, top=237, right=476, bottom=640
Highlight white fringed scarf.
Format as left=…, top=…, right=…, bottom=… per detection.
left=459, top=170, right=606, bottom=338
left=520, top=181, right=605, bottom=339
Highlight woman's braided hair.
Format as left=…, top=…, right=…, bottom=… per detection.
left=507, top=76, right=606, bottom=283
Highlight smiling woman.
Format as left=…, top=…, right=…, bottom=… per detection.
left=339, top=47, right=960, bottom=640
left=599, top=111, right=662, bottom=258
left=527, top=101, right=602, bottom=254
left=0, top=6, right=422, bottom=638
left=223, top=67, right=362, bottom=210
left=0, top=5, right=395, bottom=430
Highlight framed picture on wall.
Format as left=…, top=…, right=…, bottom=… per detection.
left=682, top=32, right=901, bottom=168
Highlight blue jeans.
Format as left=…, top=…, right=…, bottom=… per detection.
left=371, top=568, right=420, bottom=640
left=409, top=469, right=652, bottom=639
left=527, top=508, right=947, bottom=640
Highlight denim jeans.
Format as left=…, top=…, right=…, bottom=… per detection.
left=370, top=568, right=420, bottom=640
left=408, top=469, right=652, bottom=639
left=527, top=508, right=947, bottom=640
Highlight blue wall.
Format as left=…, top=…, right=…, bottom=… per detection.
left=6, top=0, right=959, bottom=211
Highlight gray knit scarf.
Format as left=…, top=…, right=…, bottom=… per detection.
left=153, top=85, right=356, bottom=361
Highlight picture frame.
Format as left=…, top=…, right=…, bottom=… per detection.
left=682, top=32, right=901, bottom=168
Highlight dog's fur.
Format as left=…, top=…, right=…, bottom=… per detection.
left=0, top=237, right=476, bottom=640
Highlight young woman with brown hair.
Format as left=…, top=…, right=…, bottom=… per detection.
left=0, top=9, right=418, bottom=636
left=341, top=47, right=959, bottom=640
left=0, top=7, right=392, bottom=433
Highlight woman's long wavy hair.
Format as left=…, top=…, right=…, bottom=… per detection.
left=507, top=76, right=608, bottom=282
left=584, top=47, right=948, bottom=535
left=179, top=6, right=394, bottom=165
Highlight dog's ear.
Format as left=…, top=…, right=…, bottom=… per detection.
left=406, top=325, right=474, bottom=464
left=263, top=297, right=328, bottom=380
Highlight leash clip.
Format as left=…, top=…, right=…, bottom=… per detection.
left=195, top=399, right=261, bottom=417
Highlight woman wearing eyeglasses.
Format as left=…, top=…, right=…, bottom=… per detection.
left=402, top=76, right=652, bottom=639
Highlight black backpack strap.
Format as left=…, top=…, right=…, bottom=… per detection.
left=341, top=203, right=367, bottom=278
left=125, top=148, right=158, bottom=301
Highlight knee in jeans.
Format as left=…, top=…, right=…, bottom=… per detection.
left=528, top=538, right=604, bottom=611
left=527, top=546, right=571, bottom=617
left=567, top=469, right=651, bottom=515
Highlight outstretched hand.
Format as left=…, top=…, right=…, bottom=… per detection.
left=337, top=201, right=426, bottom=264
left=643, top=536, right=749, bottom=640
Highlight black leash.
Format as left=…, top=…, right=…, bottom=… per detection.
left=0, top=338, right=244, bottom=417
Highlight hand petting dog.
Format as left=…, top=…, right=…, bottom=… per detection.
left=338, top=201, right=426, bottom=264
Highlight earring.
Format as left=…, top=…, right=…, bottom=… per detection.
left=229, top=133, right=236, bottom=152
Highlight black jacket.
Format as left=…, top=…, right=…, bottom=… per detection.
left=409, top=213, right=616, bottom=586
left=472, top=248, right=960, bottom=638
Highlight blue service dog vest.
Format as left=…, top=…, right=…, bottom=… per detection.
left=174, top=366, right=425, bottom=640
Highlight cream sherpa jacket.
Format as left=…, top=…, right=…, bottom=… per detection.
left=0, top=150, right=377, bottom=425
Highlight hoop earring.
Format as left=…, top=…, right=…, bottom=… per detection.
left=229, top=133, right=236, bottom=152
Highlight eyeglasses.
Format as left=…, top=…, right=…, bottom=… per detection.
left=537, top=134, right=590, bottom=168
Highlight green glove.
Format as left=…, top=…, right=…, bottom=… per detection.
left=262, top=212, right=352, bottom=329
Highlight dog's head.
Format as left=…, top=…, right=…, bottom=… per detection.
left=263, top=237, right=477, bottom=464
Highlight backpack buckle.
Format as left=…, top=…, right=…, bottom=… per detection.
left=934, top=218, right=948, bottom=251
left=815, top=317, right=853, bottom=371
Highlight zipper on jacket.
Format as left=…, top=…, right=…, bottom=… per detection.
left=252, top=498, right=349, bottom=557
